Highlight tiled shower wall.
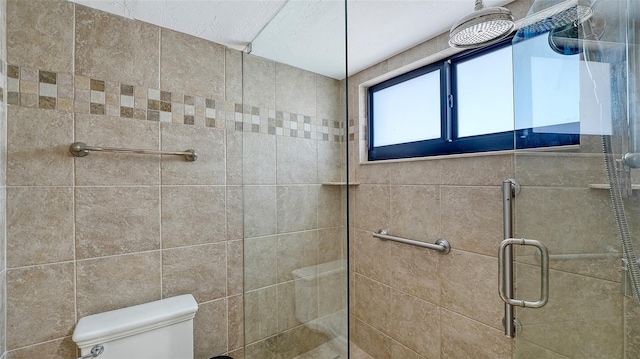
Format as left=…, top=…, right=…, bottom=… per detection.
left=240, top=55, right=346, bottom=359
left=0, top=0, right=6, bottom=358
left=2, top=1, right=343, bottom=359
left=347, top=0, right=637, bottom=358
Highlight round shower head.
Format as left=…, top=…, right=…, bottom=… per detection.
left=449, top=3, right=515, bottom=49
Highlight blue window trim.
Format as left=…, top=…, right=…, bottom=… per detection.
left=367, top=39, right=579, bottom=161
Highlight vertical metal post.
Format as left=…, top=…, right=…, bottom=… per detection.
left=502, top=179, right=516, bottom=338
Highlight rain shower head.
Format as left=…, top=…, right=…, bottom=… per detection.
left=515, top=0, right=594, bottom=40
left=449, top=0, right=515, bottom=49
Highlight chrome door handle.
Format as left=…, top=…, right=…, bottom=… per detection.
left=499, top=238, right=549, bottom=308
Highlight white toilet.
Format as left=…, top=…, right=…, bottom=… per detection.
left=72, top=294, right=198, bottom=359
left=292, top=259, right=347, bottom=342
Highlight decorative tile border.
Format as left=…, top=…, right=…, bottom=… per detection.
left=7, top=64, right=345, bottom=142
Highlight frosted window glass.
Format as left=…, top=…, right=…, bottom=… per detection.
left=456, top=46, right=514, bottom=137
left=372, top=70, right=441, bottom=147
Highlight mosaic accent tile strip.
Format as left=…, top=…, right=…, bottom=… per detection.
left=6, top=64, right=346, bottom=142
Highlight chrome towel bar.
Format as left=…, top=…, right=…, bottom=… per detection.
left=373, top=229, right=451, bottom=254
left=70, top=142, right=198, bottom=162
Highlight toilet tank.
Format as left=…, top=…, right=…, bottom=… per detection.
left=72, top=294, right=198, bottom=359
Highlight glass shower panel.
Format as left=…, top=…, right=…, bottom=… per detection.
left=241, top=1, right=348, bottom=359
left=512, top=0, right=635, bottom=357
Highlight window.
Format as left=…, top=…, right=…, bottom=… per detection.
left=368, top=37, right=581, bottom=161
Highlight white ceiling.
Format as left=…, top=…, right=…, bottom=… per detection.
left=69, top=0, right=514, bottom=79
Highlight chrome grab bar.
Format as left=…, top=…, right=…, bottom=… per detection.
left=77, top=344, right=104, bottom=359
left=499, top=238, right=550, bottom=309
left=70, top=142, right=198, bottom=162
left=373, top=229, right=451, bottom=254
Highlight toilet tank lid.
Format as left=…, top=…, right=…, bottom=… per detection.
left=72, top=294, right=198, bottom=347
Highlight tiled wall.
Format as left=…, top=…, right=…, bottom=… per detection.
left=3, top=1, right=344, bottom=359
left=0, top=0, right=6, bottom=358
left=241, top=55, right=347, bottom=359
left=347, top=0, right=637, bottom=358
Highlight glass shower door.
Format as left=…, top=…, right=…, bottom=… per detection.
left=240, top=1, right=348, bottom=358
left=510, top=0, right=638, bottom=357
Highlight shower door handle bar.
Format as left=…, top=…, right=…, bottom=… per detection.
left=502, top=179, right=517, bottom=338
left=373, top=229, right=451, bottom=254
left=69, top=142, right=198, bottom=162
left=499, top=238, right=550, bottom=309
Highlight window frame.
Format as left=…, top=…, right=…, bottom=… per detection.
left=367, top=38, right=579, bottom=161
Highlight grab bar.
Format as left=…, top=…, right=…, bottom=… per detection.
left=373, top=229, right=451, bottom=254
left=77, top=344, right=104, bottom=359
left=70, top=142, right=198, bottom=162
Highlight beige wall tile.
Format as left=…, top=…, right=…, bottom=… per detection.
left=76, top=252, right=161, bottom=318
left=519, top=317, right=622, bottom=358
left=316, top=74, right=341, bottom=120
left=441, top=309, right=512, bottom=359
left=228, top=295, right=244, bottom=351
left=277, top=230, right=318, bottom=282
left=388, top=160, right=442, bottom=185
left=245, top=287, right=278, bottom=344
left=517, top=264, right=622, bottom=326
left=162, top=244, right=227, bottom=302
left=245, top=336, right=277, bottom=359
left=441, top=154, right=513, bottom=186
left=277, top=185, right=318, bottom=233
left=226, top=48, right=243, bottom=104
left=515, top=153, right=606, bottom=187
left=277, top=280, right=313, bottom=332
left=75, top=186, right=160, bottom=258
left=244, top=186, right=276, bottom=238
left=389, top=240, right=441, bottom=306
left=161, top=185, right=226, bottom=248
left=7, top=0, right=74, bottom=72
left=75, top=5, right=159, bottom=88
left=226, top=131, right=243, bottom=186
left=318, top=267, right=346, bottom=317
left=227, top=186, right=244, bottom=240
left=7, top=337, right=77, bottom=359
left=227, top=239, right=243, bottom=296
left=388, top=290, right=440, bottom=358
left=244, top=236, right=278, bottom=291
left=389, top=185, right=440, bottom=243
left=7, top=106, right=73, bottom=186
left=243, top=55, right=275, bottom=109
left=161, top=123, right=226, bottom=185
left=441, top=186, right=502, bottom=256
left=352, top=185, right=390, bottom=232
left=275, top=63, right=316, bottom=117
left=387, top=36, right=440, bottom=73
left=440, top=250, right=503, bottom=330
left=74, top=114, right=160, bottom=185
left=6, top=263, right=75, bottom=349
left=6, top=187, right=73, bottom=267
left=276, top=137, right=317, bottom=184
left=318, top=141, right=344, bottom=183
left=516, top=187, right=618, bottom=255
left=350, top=316, right=392, bottom=359
left=318, top=186, right=342, bottom=228
left=160, top=29, right=225, bottom=100
left=352, top=229, right=391, bottom=285
left=515, top=340, right=570, bottom=359
left=194, top=298, right=228, bottom=359
left=229, top=348, right=244, bottom=359
left=244, top=132, right=276, bottom=185
left=0, top=271, right=5, bottom=354
left=276, top=325, right=327, bottom=359
left=319, top=227, right=345, bottom=263
left=353, top=274, right=390, bottom=335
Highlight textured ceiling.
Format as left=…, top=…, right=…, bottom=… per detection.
left=69, top=0, right=513, bottom=79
